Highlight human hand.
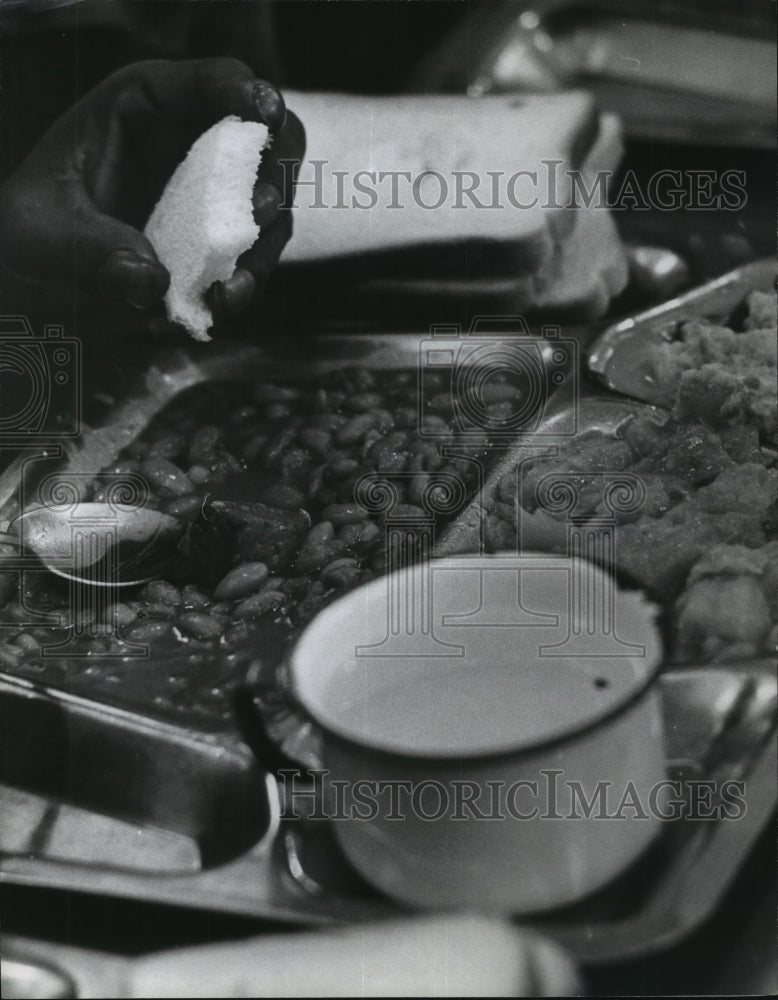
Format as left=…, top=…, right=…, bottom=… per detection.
left=0, top=58, right=304, bottom=333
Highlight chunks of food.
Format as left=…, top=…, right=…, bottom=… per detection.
left=651, top=289, right=777, bottom=440
left=675, top=543, right=778, bottom=663
left=614, top=504, right=770, bottom=597
left=491, top=277, right=777, bottom=663
left=188, top=500, right=309, bottom=582
left=487, top=409, right=778, bottom=662
left=145, top=117, right=268, bottom=341
left=744, top=289, right=777, bottom=330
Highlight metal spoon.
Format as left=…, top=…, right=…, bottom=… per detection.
left=7, top=503, right=186, bottom=587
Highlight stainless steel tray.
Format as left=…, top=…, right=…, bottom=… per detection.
left=1, top=660, right=774, bottom=964
left=0, top=333, right=494, bottom=522
left=0, top=326, right=575, bottom=728
left=587, top=257, right=775, bottom=408
left=1, top=320, right=775, bottom=965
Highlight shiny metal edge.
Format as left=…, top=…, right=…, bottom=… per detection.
left=586, top=257, right=776, bottom=406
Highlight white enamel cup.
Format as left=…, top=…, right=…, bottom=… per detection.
left=289, top=553, right=666, bottom=913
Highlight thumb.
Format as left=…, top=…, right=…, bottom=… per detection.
left=72, top=188, right=171, bottom=309
left=95, top=245, right=170, bottom=311
left=1, top=175, right=169, bottom=309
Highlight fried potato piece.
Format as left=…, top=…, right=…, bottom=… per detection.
left=650, top=289, right=777, bottom=440
left=675, top=541, right=778, bottom=662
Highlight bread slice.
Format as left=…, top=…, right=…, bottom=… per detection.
left=282, top=91, right=627, bottom=319
left=534, top=204, right=628, bottom=318
left=279, top=105, right=626, bottom=321
left=282, top=89, right=604, bottom=266
left=145, top=117, right=268, bottom=341
left=340, top=206, right=627, bottom=323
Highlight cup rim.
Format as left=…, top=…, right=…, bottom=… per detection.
left=289, top=553, right=665, bottom=763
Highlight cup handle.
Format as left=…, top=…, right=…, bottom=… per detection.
left=234, top=660, right=324, bottom=772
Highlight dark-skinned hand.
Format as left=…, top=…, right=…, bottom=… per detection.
left=0, top=58, right=305, bottom=338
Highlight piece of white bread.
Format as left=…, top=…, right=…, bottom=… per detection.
left=287, top=104, right=627, bottom=319
left=504, top=112, right=628, bottom=316
left=282, top=90, right=606, bottom=264
left=145, top=117, right=268, bottom=341
left=359, top=206, right=627, bottom=321
left=282, top=91, right=628, bottom=319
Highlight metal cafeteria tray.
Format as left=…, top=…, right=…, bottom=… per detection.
left=1, top=660, right=774, bottom=964
left=0, top=323, right=576, bottom=727
left=0, top=322, right=578, bottom=522
left=587, top=257, right=776, bottom=408
left=1, top=320, right=775, bottom=963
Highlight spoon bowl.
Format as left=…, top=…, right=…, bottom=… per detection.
left=10, top=503, right=186, bottom=587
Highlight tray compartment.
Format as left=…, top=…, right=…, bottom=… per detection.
left=0, top=329, right=575, bottom=731
left=587, top=258, right=776, bottom=408
left=437, top=393, right=778, bottom=664
left=0, top=673, right=269, bottom=867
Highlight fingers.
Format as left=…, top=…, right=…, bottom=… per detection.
left=1, top=174, right=169, bottom=308
left=255, top=109, right=306, bottom=209
left=252, top=80, right=287, bottom=134
left=208, top=214, right=293, bottom=318
left=129, top=58, right=287, bottom=132
left=72, top=190, right=170, bottom=308
left=250, top=108, right=305, bottom=240
left=0, top=59, right=298, bottom=327
left=240, top=213, right=294, bottom=278
left=113, top=59, right=294, bottom=235
left=97, top=247, right=170, bottom=310
left=208, top=110, right=304, bottom=319
left=206, top=268, right=256, bottom=319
